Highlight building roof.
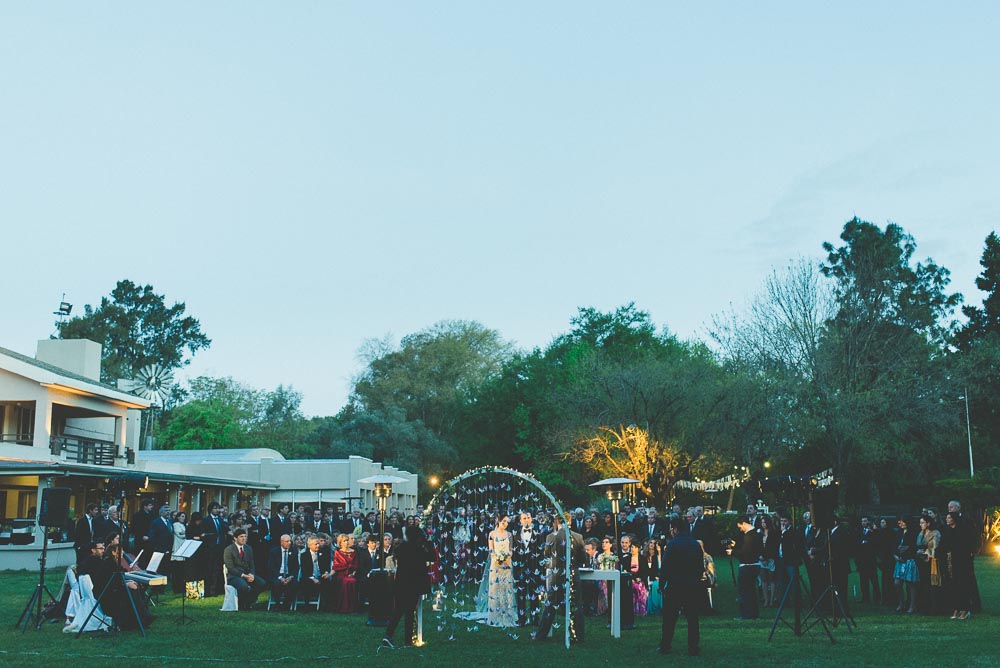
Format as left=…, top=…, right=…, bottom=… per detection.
left=0, top=457, right=277, bottom=489
left=0, top=345, right=150, bottom=409
left=139, top=448, right=286, bottom=463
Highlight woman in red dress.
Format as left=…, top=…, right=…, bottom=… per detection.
left=333, top=533, right=359, bottom=613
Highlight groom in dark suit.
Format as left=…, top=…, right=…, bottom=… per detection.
left=514, top=511, right=546, bottom=625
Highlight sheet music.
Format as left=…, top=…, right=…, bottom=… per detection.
left=173, top=539, right=202, bottom=559
left=147, top=551, right=165, bottom=573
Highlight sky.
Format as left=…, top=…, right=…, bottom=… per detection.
left=2, top=3, right=998, bottom=417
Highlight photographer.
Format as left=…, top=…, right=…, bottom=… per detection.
left=382, top=525, right=435, bottom=648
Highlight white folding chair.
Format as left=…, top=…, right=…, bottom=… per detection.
left=220, top=565, right=238, bottom=612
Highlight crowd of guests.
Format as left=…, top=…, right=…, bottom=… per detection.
left=70, top=498, right=424, bottom=618
left=730, top=499, right=982, bottom=623
left=65, top=493, right=983, bottom=646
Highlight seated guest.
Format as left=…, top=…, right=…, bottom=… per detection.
left=299, top=536, right=332, bottom=609
left=223, top=528, right=266, bottom=610
left=333, top=533, right=359, bottom=613
left=268, top=534, right=300, bottom=609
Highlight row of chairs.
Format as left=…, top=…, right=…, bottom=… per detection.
left=220, top=564, right=320, bottom=612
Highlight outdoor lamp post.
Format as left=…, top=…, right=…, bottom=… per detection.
left=590, top=477, right=640, bottom=548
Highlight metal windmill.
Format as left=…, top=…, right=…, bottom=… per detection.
left=119, top=364, right=174, bottom=449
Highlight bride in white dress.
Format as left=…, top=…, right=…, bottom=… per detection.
left=486, top=514, right=518, bottom=627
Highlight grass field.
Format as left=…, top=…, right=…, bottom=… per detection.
left=1, top=557, right=996, bottom=667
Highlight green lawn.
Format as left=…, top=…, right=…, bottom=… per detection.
left=1, top=558, right=997, bottom=667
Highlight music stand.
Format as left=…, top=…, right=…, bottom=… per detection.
left=172, top=539, right=202, bottom=625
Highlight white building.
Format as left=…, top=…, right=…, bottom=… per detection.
left=0, top=340, right=417, bottom=570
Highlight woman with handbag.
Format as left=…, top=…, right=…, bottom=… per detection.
left=893, top=516, right=919, bottom=613
left=915, top=515, right=942, bottom=614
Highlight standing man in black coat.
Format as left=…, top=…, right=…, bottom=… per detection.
left=382, top=525, right=434, bottom=648
left=617, top=534, right=638, bottom=630
left=777, top=514, right=804, bottom=601
left=74, top=503, right=102, bottom=565
left=200, top=502, right=229, bottom=597
left=147, top=505, right=175, bottom=575
left=513, top=511, right=545, bottom=626
left=533, top=512, right=586, bottom=643
left=735, top=515, right=762, bottom=620
left=828, top=517, right=852, bottom=618
left=856, top=516, right=880, bottom=604
left=131, top=498, right=156, bottom=562
left=658, top=517, right=704, bottom=656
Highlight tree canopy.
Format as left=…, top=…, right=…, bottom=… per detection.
left=56, top=279, right=210, bottom=384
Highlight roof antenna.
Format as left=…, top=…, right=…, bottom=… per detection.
left=52, top=293, right=73, bottom=336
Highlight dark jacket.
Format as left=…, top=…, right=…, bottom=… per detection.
left=268, top=545, right=300, bottom=579
left=392, top=538, right=434, bottom=597
left=737, top=529, right=762, bottom=565
left=147, top=516, right=175, bottom=555
left=660, top=533, right=705, bottom=589
left=223, top=543, right=257, bottom=578
left=298, top=548, right=331, bottom=581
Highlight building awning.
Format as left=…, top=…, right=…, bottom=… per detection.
left=0, top=458, right=278, bottom=489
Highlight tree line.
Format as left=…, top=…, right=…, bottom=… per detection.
left=58, top=218, right=1000, bottom=508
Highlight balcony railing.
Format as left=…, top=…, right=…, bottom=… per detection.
left=0, top=433, right=34, bottom=446
left=50, top=435, right=118, bottom=466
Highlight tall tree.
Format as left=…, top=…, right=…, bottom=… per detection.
left=351, top=320, right=513, bottom=439
left=956, top=231, right=1000, bottom=348
left=56, top=279, right=210, bottom=383
left=816, top=218, right=962, bottom=499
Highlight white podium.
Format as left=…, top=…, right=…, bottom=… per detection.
left=579, top=569, right=623, bottom=638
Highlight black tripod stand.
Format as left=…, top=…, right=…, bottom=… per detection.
left=15, top=526, right=58, bottom=633
left=75, top=569, right=148, bottom=639
left=768, top=504, right=835, bottom=643
left=803, top=529, right=856, bottom=632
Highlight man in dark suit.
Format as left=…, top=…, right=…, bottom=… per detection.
left=804, top=515, right=829, bottom=610
left=331, top=508, right=350, bottom=534
left=513, top=511, right=546, bottom=625
left=306, top=509, right=332, bottom=535
left=246, top=504, right=268, bottom=576
left=777, top=514, right=803, bottom=603
left=99, top=505, right=127, bottom=547
left=357, top=534, right=379, bottom=606
left=272, top=504, right=291, bottom=537
left=617, top=534, right=638, bottom=630
left=855, top=516, right=880, bottom=604
left=298, top=536, right=332, bottom=607
left=267, top=533, right=299, bottom=608
left=382, top=525, right=435, bottom=648
left=658, top=516, right=704, bottom=656
left=343, top=509, right=364, bottom=535
left=828, top=517, right=852, bottom=618
left=131, top=498, right=156, bottom=560
left=224, top=528, right=266, bottom=610
left=639, top=509, right=667, bottom=544
left=736, top=515, right=762, bottom=620
left=533, top=512, right=586, bottom=642
left=690, top=507, right=717, bottom=556
left=200, top=503, right=229, bottom=597
left=362, top=512, right=379, bottom=536
left=147, top=505, right=175, bottom=575
left=74, top=503, right=102, bottom=565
